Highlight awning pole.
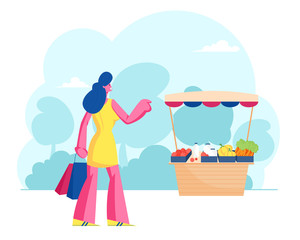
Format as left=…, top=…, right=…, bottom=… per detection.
left=246, top=107, right=254, bottom=141
left=169, top=107, right=178, bottom=150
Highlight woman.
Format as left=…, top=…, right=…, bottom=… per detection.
left=72, top=72, right=152, bottom=226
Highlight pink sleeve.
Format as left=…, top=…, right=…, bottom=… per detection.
left=111, top=99, right=151, bottom=124
left=76, top=112, right=92, bottom=149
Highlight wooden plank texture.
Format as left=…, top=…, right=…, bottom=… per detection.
left=177, top=179, right=247, bottom=184
left=178, top=191, right=244, bottom=196
left=175, top=175, right=246, bottom=180
left=173, top=163, right=249, bottom=196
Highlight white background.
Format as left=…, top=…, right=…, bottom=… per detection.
left=0, top=0, right=299, bottom=239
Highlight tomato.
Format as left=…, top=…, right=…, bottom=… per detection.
left=190, top=158, right=194, bottom=162
left=201, top=152, right=209, bottom=157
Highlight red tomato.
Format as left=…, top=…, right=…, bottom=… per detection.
left=190, top=158, right=194, bottom=162
left=171, top=152, right=177, bottom=157
left=201, top=152, right=209, bottom=157
left=195, top=158, right=198, bottom=160
left=180, top=152, right=186, bottom=157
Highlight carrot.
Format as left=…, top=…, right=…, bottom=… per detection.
left=245, top=149, right=253, bottom=156
left=238, top=149, right=242, bottom=156
left=238, top=149, right=243, bottom=156
left=240, top=149, right=244, bottom=156
left=241, top=149, right=245, bottom=156
left=241, top=149, right=244, bottom=156
left=235, top=147, right=241, bottom=156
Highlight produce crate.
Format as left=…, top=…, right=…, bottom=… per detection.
left=201, top=156, right=218, bottom=162
left=236, top=156, right=254, bottom=162
left=171, top=151, right=192, bottom=163
left=218, top=154, right=236, bottom=162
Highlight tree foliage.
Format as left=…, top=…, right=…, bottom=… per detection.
left=32, top=97, right=74, bottom=156
left=109, top=63, right=171, bottom=166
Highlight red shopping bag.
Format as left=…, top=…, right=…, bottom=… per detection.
left=55, top=163, right=73, bottom=195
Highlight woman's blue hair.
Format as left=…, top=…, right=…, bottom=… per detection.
left=82, top=72, right=113, bottom=114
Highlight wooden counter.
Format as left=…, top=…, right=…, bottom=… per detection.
left=169, top=161, right=254, bottom=196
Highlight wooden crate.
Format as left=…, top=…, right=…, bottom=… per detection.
left=169, top=162, right=253, bottom=196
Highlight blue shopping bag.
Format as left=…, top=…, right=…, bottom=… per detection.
left=67, top=154, right=87, bottom=200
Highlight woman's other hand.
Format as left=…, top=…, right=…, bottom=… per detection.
left=75, top=146, right=88, bottom=158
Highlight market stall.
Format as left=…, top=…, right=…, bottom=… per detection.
left=165, top=91, right=258, bottom=196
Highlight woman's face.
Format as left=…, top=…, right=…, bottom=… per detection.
left=103, top=83, right=112, bottom=93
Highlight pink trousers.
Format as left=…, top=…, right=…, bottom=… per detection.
left=73, top=165, right=129, bottom=224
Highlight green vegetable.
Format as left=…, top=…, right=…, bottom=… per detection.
left=236, top=139, right=259, bottom=153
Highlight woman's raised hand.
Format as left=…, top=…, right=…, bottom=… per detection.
left=139, top=99, right=152, bottom=112
left=75, top=146, right=88, bottom=158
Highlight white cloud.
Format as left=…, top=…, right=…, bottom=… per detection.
left=194, top=40, right=240, bottom=52
left=58, top=77, right=90, bottom=88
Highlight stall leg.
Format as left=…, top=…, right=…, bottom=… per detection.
left=169, top=107, right=178, bottom=151
left=247, top=107, right=254, bottom=141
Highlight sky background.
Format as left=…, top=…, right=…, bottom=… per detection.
left=18, top=11, right=279, bottom=189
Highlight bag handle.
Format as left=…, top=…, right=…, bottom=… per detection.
left=74, top=153, right=86, bottom=163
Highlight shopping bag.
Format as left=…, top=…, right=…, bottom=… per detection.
left=67, top=154, right=87, bottom=200
left=55, top=163, right=73, bottom=195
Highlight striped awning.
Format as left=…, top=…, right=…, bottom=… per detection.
left=165, top=91, right=258, bottom=108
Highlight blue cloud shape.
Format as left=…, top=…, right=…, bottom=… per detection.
left=25, top=151, right=74, bottom=189
left=96, top=145, right=176, bottom=190
left=174, top=86, right=233, bottom=146
left=233, top=119, right=275, bottom=162
left=121, top=145, right=177, bottom=190
left=20, top=11, right=279, bottom=190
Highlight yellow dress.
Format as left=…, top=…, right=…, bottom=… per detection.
left=87, top=99, right=120, bottom=168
